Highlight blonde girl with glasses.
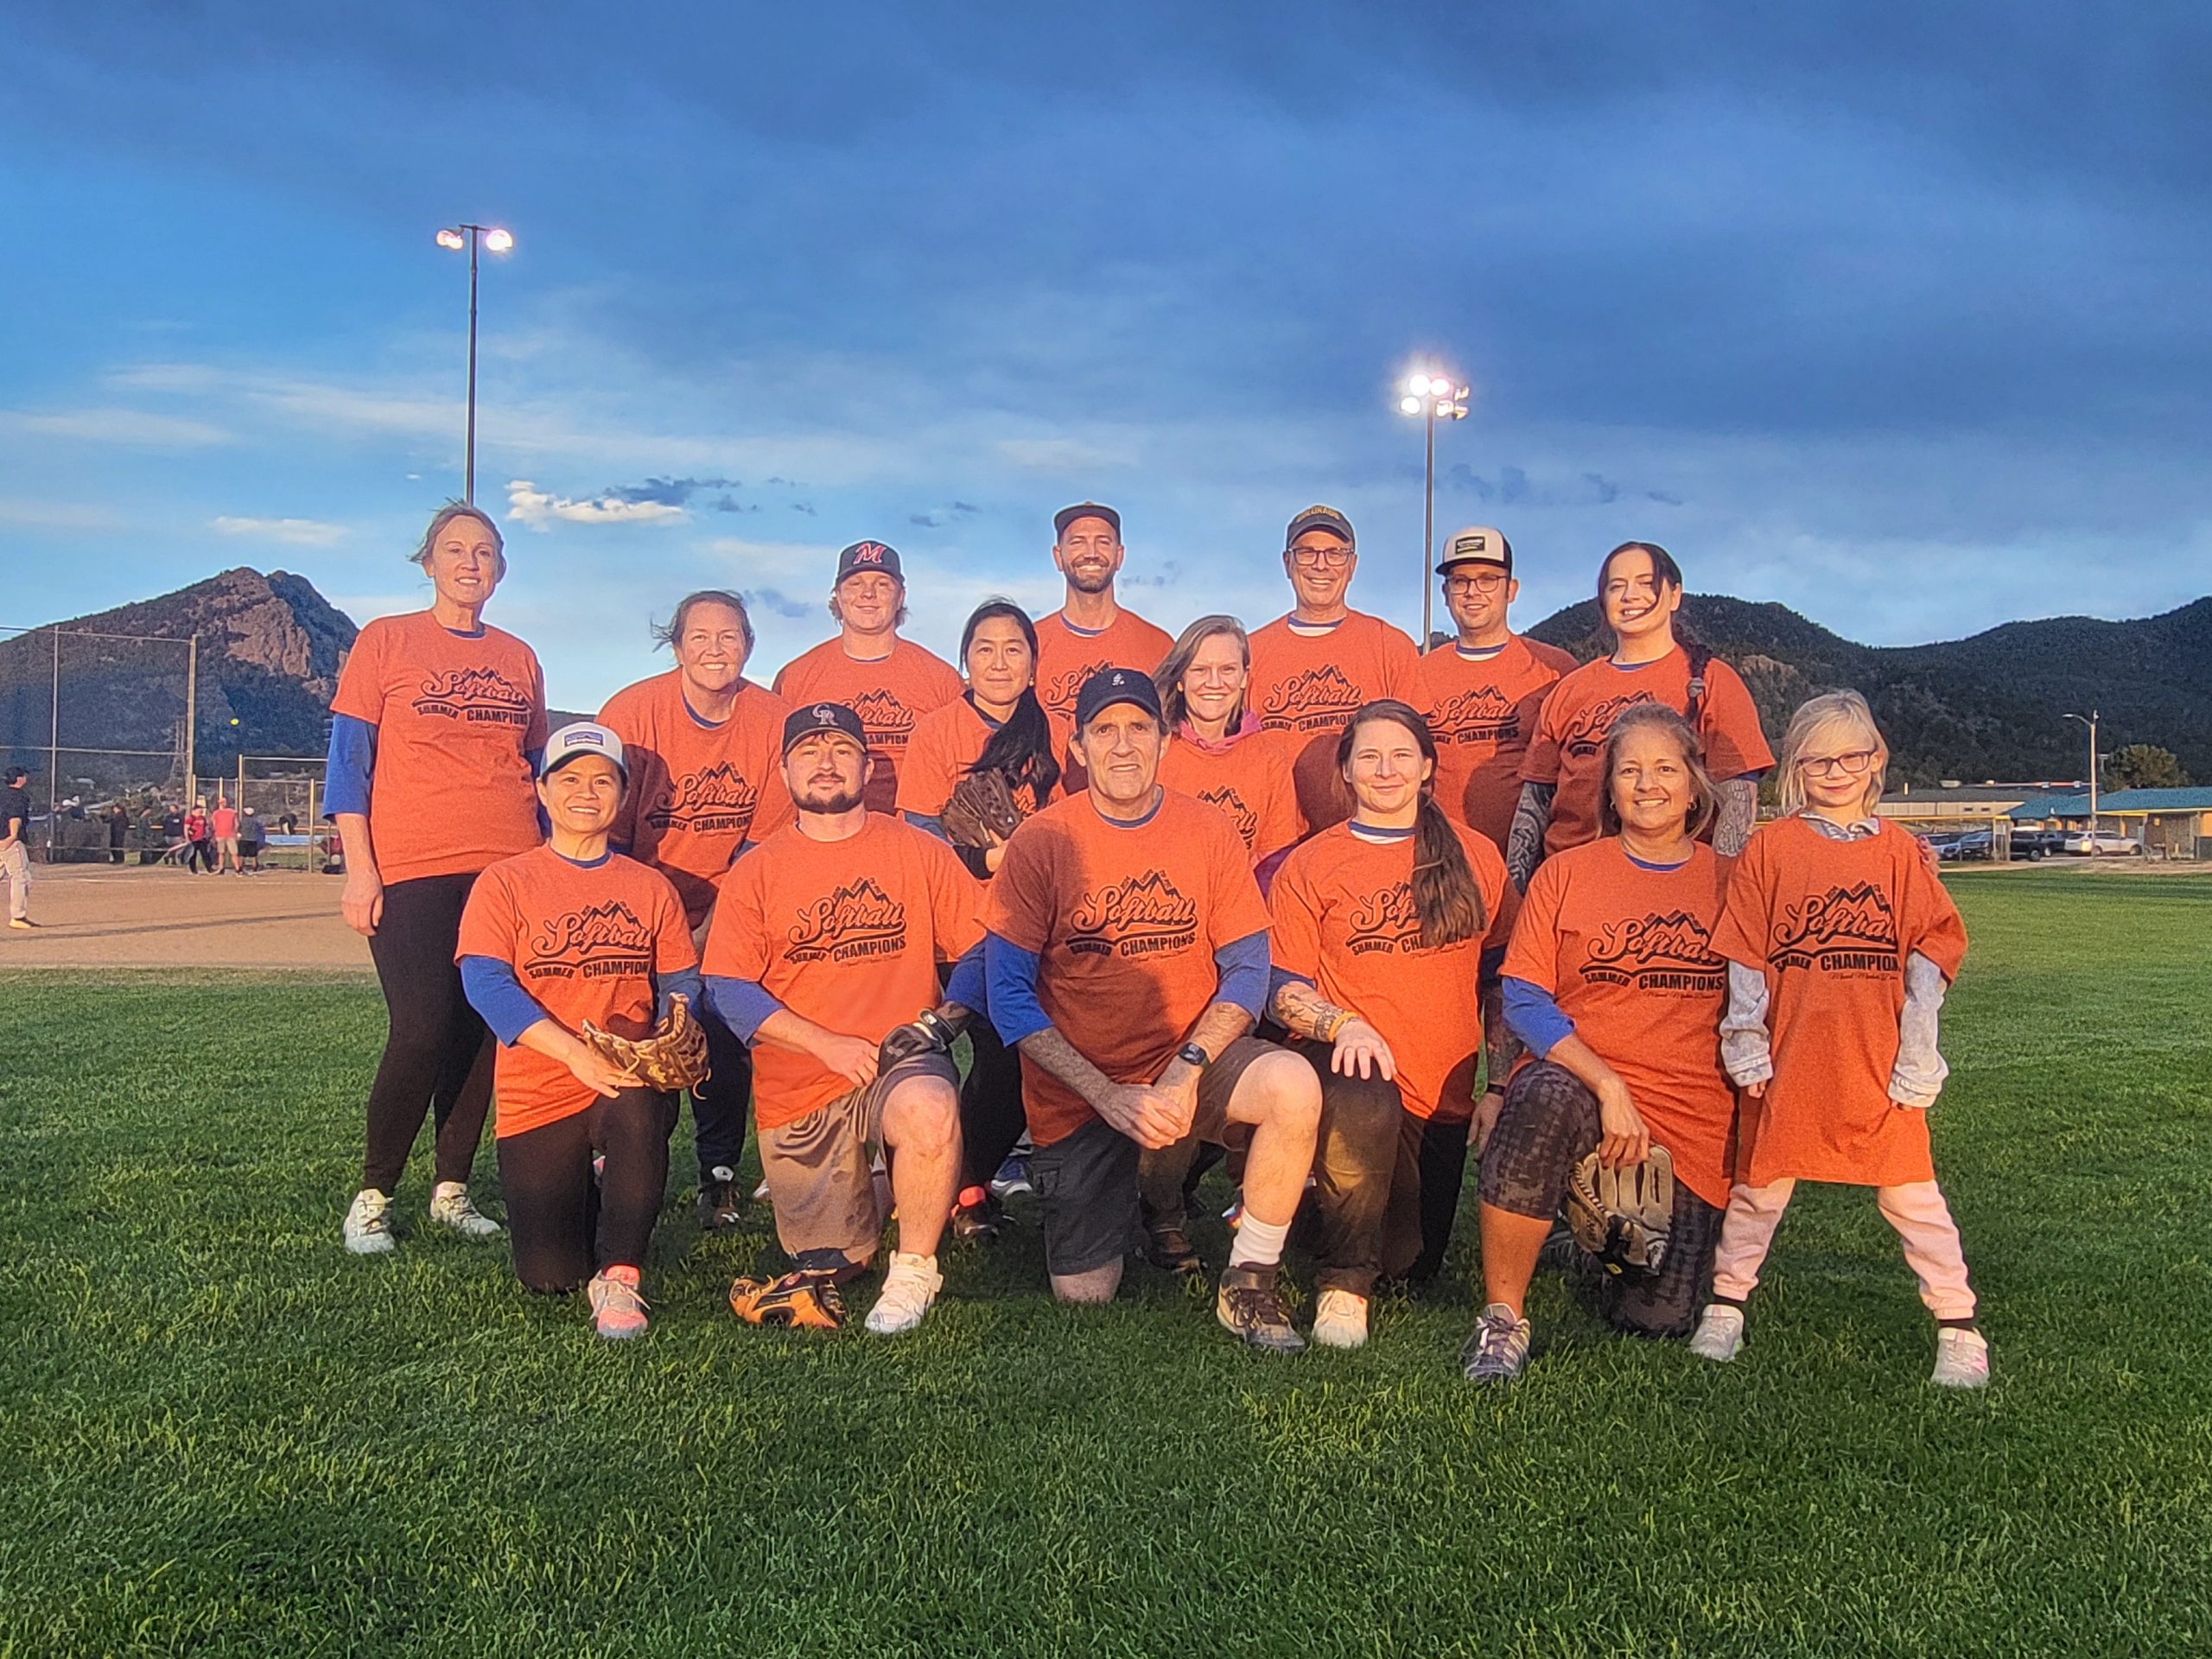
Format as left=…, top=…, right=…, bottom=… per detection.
left=1692, top=690, right=1988, bottom=1387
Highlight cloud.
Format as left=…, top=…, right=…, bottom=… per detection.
left=0, top=407, right=230, bottom=448
left=601, top=475, right=742, bottom=505
left=505, top=479, right=688, bottom=530
left=0, top=496, right=124, bottom=531
left=743, top=588, right=814, bottom=620
left=211, top=515, right=346, bottom=547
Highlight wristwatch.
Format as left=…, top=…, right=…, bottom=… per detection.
left=1176, top=1041, right=1211, bottom=1070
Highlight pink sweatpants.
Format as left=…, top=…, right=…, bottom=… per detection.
left=1709, top=1178, right=1976, bottom=1321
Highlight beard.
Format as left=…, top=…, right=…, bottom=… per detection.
left=1064, top=565, right=1116, bottom=595
left=797, top=784, right=867, bottom=817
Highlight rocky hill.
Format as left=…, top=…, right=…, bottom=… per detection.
left=0, top=568, right=356, bottom=789
left=1526, top=594, right=2212, bottom=788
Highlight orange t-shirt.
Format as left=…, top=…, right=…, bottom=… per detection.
left=702, top=813, right=983, bottom=1130
left=330, top=611, right=549, bottom=885
left=1247, top=609, right=1428, bottom=833
left=1418, top=634, right=1579, bottom=853
left=455, top=846, right=696, bottom=1138
left=1712, top=817, right=1969, bottom=1188
left=1502, top=839, right=1738, bottom=1207
left=597, top=671, right=794, bottom=927
left=771, top=636, right=964, bottom=815
left=986, top=789, right=1273, bottom=1146
left=1520, top=646, right=1774, bottom=857
left=1269, top=822, right=1512, bottom=1122
left=1033, top=607, right=1177, bottom=725
left=895, top=696, right=1071, bottom=823
left=1157, top=728, right=1305, bottom=868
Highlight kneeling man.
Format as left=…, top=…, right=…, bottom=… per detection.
left=703, top=702, right=983, bottom=1336
left=985, top=667, right=1321, bottom=1351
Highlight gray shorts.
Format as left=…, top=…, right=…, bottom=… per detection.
left=757, top=1050, right=959, bottom=1264
left=1031, top=1034, right=1278, bottom=1277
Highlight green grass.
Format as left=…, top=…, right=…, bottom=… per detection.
left=3, top=872, right=2210, bottom=1656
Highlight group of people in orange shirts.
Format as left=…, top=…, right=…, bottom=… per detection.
left=321, top=495, right=1987, bottom=1387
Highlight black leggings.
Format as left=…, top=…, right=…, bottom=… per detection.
left=362, top=872, right=495, bottom=1195
left=1300, top=1061, right=1475, bottom=1296
left=957, top=1016, right=1027, bottom=1192
left=690, top=1010, right=754, bottom=1179
left=497, top=1089, right=678, bottom=1292
left=1479, top=1059, right=1723, bottom=1338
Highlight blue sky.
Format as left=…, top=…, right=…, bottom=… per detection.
left=3, top=2, right=2208, bottom=710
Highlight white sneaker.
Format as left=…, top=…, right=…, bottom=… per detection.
left=342, top=1187, right=397, bottom=1255
left=864, top=1250, right=944, bottom=1336
left=1688, top=1304, right=1745, bottom=1362
left=1311, top=1287, right=1370, bottom=1350
left=428, top=1181, right=502, bottom=1238
left=1931, top=1326, right=1990, bottom=1389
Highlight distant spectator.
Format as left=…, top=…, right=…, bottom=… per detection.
left=106, top=802, right=129, bottom=866
left=2, top=766, right=33, bottom=929
left=212, top=796, right=241, bottom=874
left=185, top=799, right=213, bottom=874
left=238, top=807, right=265, bottom=873
left=277, top=811, right=299, bottom=836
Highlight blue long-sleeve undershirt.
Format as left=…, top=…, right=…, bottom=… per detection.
left=460, top=956, right=551, bottom=1046
left=944, top=943, right=987, bottom=1014
left=703, top=974, right=785, bottom=1043
left=988, top=928, right=1268, bottom=1051
left=324, top=714, right=377, bottom=817
left=1502, top=976, right=1576, bottom=1059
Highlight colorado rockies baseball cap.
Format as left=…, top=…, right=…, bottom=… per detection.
left=834, top=539, right=902, bottom=582
left=1072, top=665, right=1164, bottom=730
left=539, top=721, right=627, bottom=779
left=1053, top=501, right=1122, bottom=539
left=781, top=701, right=868, bottom=755
left=1437, top=524, right=1513, bottom=575
left=1285, top=504, right=1356, bottom=550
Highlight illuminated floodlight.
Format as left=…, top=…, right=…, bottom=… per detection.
left=436, top=228, right=466, bottom=250
left=483, top=228, right=514, bottom=253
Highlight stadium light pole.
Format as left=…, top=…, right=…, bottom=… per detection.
left=1397, top=368, right=1469, bottom=652
left=2064, top=709, right=2100, bottom=853
left=435, top=223, right=515, bottom=504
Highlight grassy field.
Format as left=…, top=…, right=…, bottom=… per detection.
left=3, top=872, right=2209, bottom=1657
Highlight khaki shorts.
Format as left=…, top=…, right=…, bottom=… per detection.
left=757, top=1050, right=959, bottom=1264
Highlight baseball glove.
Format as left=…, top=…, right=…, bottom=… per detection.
left=939, top=767, right=1024, bottom=849
left=877, top=1006, right=965, bottom=1071
left=580, top=992, right=710, bottom=1092
left=1566, top=1143, right=1675, bottom=1277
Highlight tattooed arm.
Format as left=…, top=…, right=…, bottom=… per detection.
left=1505, top=781, right=1554, bottom=891
left=1714, top=777, right=1758, bottom=856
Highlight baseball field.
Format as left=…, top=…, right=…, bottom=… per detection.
left=3, top=869, right=2207, bottom=1657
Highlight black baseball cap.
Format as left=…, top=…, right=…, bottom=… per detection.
left=1053, top=501, right=1121, bottom=540
left=834, top=540, right=902, bottom=582
left=1436, top=524, right=1513, bottom=575
left=1072, top=665, right=1164, bottom=730
left=782, top=701, right=868, bottom=756
left=1286, top=505, right=1356, bottom=550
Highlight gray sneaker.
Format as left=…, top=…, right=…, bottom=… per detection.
left=1460, top=1302, right=1532, bottom=1383
left=1216, top=1264, right=1306, bottom=1354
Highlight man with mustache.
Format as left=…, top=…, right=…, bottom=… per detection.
left=1248, top=506, right=1428, bottom=833
left=702, top=702, right=983, bottom=1337
left=1031, top=503, right=1175, bottom=728
left=984, top=667, right=1322, bottom=1351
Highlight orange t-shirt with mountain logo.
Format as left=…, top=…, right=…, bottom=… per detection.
left=1033, top=608, right=1176, bottom=725
left=702, top=813, right=983, bottom=1129
left=771, top=637, right=964, bottom=815
left=1418, top=634, right=1580, bottom=853
left=986, top=789, right=1273, bottom=1146
left=455, top=846, right=696, bottom=1138
left=1503, top=838, right=1738, bottom=1207
left=1247, top=609, right=1428, bottom=833
left=1712, top=816, right=1969, bottom=1187
left=896, top=696, right=1072, bottom=823
left=331, top=611, right=549, bottom=886
left=1157, top=728, right=1305, bottom=868
left=1270, top=822, right=1512, bottom=1122
left=597, top=671, right=794, bottom=927
left=1520, top=646, right=1774, bottom=857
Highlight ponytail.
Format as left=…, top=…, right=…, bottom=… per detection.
left=1337, top=700, right=1485, bottom=950
left=961, top=599, right=1062, bottom=804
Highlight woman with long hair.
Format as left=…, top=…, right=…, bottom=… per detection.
left=1265, top=701, right=1511, bottom=1347
left=327, top=502, right=549, bottom=1255
left=1462, top=702, right=1739, bottom=1382
left=898, top=599, right=1065, bottom=1240
left=1154, top=615, right=1304, bottom=886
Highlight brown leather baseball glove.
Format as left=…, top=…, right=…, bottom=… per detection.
left=580, top=992, right=710, bottom=1092
left=939, top=768, right=1024, bottom=849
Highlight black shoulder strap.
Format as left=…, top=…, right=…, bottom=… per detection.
left=1683, top=642, right=1712, bottom=731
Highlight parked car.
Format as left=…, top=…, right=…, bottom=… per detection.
left=2006, top=830, right=2069, bottom=861
left=2063, top=830, right=2142, bottom=855
left=1939, top=830, right=1993, bottom=861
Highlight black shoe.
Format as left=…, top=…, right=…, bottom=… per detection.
left=1145, top=1224, right=1205, bottom=1277
left=696, top=1170, right=743, bottom=1231
left=950, top=1192, right=1001, bottom=1243
left=1215, top=1263, right=1306, bottom=1354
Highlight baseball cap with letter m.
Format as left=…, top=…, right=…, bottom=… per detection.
left=836, top=540, right=903, bottom=582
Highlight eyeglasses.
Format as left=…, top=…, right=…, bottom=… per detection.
left=1288, top=545, right=1354, bottom=568
left=1798, top=749, right=1878, bottom=777
left=1444, top=573, right=1507, bottom=595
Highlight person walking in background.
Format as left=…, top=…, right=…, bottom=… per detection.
left=238, top=806, right=264, bottom=873
left=211, top=795, right=241, bottom=874
left=2, top=766, right=35, bottom=929
left=327, top=501, right=549, bottom=1256
left=184, top=799, right=213, bottom=874
left=106, top=800, right=130, bottom=866
left=771, top=540, right=963, bottom=814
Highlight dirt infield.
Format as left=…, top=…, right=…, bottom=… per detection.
left=0, top=866, right=372, bottom=970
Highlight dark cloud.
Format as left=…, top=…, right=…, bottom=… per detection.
left=743, top=588, right=813, bottom=620
left=1445, top=464, right=1639, bottom=510
left=599, top=475, right=741, bottom=506
left=713, top=495, right=758, bottom=513
left=909, top=512, right=942, bottom=528
left=789, top=501, right=817, bottom=516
